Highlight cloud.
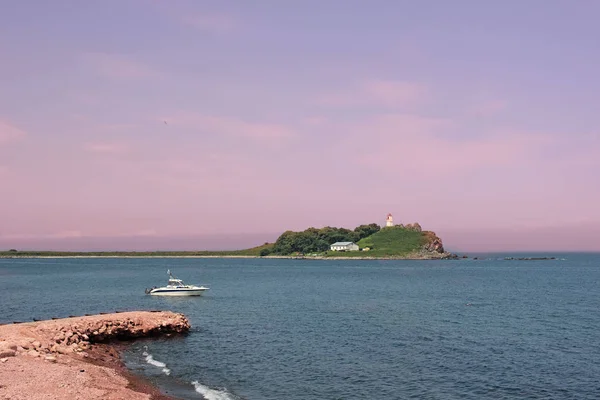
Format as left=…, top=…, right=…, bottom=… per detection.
left=304, top=116, right=328, bottom=126
left=327, top=113, right=553, bottom=177
left=84, top=142, right=129, bottom=154
left=181, top=13, right=236, bottom=33
left=143, top=152, right=265, bottom=192
left=317, top=80, right=426, bottom=109
left=80, top=52, right=159, bottom=79
left=442, top=222, right=600, bottom=252
left=467, top=99, right=508, bottom=117
left=162, top=112, right=295, bottom=139
left=0, top=231, right=84, bottom=240
left=97, top=123, right=139, bottom=132
left=0, top=229, right=158, bottom=240
left=0, top=119, right=26, bottom=145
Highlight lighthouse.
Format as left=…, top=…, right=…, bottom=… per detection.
left=385, top=213, right=394, bottom=227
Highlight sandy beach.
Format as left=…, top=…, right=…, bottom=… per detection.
left=0, top=311, right=188, bottom=400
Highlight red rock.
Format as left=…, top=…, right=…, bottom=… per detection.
left=0, top=311, right=190, bottom=399
left=26, top=350, right=39, bottom=357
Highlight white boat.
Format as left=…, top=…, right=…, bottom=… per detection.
left=145, top=270, right=209, bottom=296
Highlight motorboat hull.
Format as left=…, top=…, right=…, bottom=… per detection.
left=148, top=287, right=209, bottom=296
left=146, top=270, right=209, bottom=296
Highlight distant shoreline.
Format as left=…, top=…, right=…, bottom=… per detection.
left=0, top=254, right=458, bottom=260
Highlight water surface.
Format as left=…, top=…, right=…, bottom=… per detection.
left=1, top=254, right=599, bottom=399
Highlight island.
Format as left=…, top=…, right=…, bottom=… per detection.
left=261, top=220, right=455, bottom=259
left=0, top=214, right=457, bottom=260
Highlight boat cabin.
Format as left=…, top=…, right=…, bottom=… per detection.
left=167, top=278, right=186, bottom=287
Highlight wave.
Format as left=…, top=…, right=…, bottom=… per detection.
left=142, top=350, right=171, bottom=375
left=141, top=347, right=236, bottom=399
left=191, top=381, right=236, bottom=400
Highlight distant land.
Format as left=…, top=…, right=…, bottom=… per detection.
left=2, top=222, right=600, bottom=255
left=0, top=222, right=457, bottom=260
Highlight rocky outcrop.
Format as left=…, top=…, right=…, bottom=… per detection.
left=0, top=311, right=188, bottom=400
left=0, top=311, right=190, bottom=359
left=422, top=230, right=444, bottom=253
left=410, top=230, right=457, bottom=259
left=405, top=223, right=423, bottom=232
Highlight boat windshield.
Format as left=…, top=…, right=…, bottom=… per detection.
left=168, top=279, right=185, bottom=286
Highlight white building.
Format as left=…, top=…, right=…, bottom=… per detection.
left=386, top=213, right=394, bottom=227
left=330, top=242, right=359, bottom=251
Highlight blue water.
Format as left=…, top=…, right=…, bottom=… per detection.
left=1, top=255, right=600, bottom=399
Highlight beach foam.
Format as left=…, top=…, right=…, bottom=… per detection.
left=192, top=381, right=236, bottom=400
left=142, top=350, right=171, bottom=375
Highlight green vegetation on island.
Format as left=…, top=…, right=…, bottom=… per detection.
left=265, top=224, right=381, bottom=256
left=261, top=222, right=450, bottom=258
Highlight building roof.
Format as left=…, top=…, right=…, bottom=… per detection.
left=331, top=241, right=355, bottom=246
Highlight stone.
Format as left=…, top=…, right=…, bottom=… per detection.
left=32, top=341, right=41, bottom=349
left=0, top=342, right=17, bottom=358
left=17, top=341, right=30, bottom=351
left=0, top=357, right=8, bottom=363
left=0, top=350, right=16, bottom=358
left=44, top=355, right=57, bottom=363
left=0, top=342, right=17, bottom=352
left=26, top=350, right=39, bottom=357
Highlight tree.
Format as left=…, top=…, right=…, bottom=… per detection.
left=259, top=248, right=271, bottom=257
left=354, top=223, right=381, bottom=240
left=272, top=225, right=373, bottom=255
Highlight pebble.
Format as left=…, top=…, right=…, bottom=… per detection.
left=26, top=350, right=39, bottom=358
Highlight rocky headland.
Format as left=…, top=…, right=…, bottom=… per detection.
left=0, top=311, right=189, bottom=400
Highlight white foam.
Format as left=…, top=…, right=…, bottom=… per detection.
left=142, top=350, right=171, bottom=375
left=191, top=381, right=235, bottom=400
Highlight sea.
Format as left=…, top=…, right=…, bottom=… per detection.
left=1, top=254, right=600, bottom=399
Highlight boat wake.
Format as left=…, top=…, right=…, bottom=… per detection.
left=192, top=381, right=236, bottom=400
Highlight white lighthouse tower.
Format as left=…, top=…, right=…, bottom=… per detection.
left=385, top=213, right=394, bottom=227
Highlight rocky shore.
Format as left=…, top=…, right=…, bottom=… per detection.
left=0, top=311, right=189, bottom=400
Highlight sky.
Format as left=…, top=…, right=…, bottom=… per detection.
left=1, top=0, right=599, bottom=251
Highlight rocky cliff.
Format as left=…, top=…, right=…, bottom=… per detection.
left=422, top=230, right=445, bottom=253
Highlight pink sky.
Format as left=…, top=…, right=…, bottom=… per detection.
left=1, top=1, right=599, bottom=251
